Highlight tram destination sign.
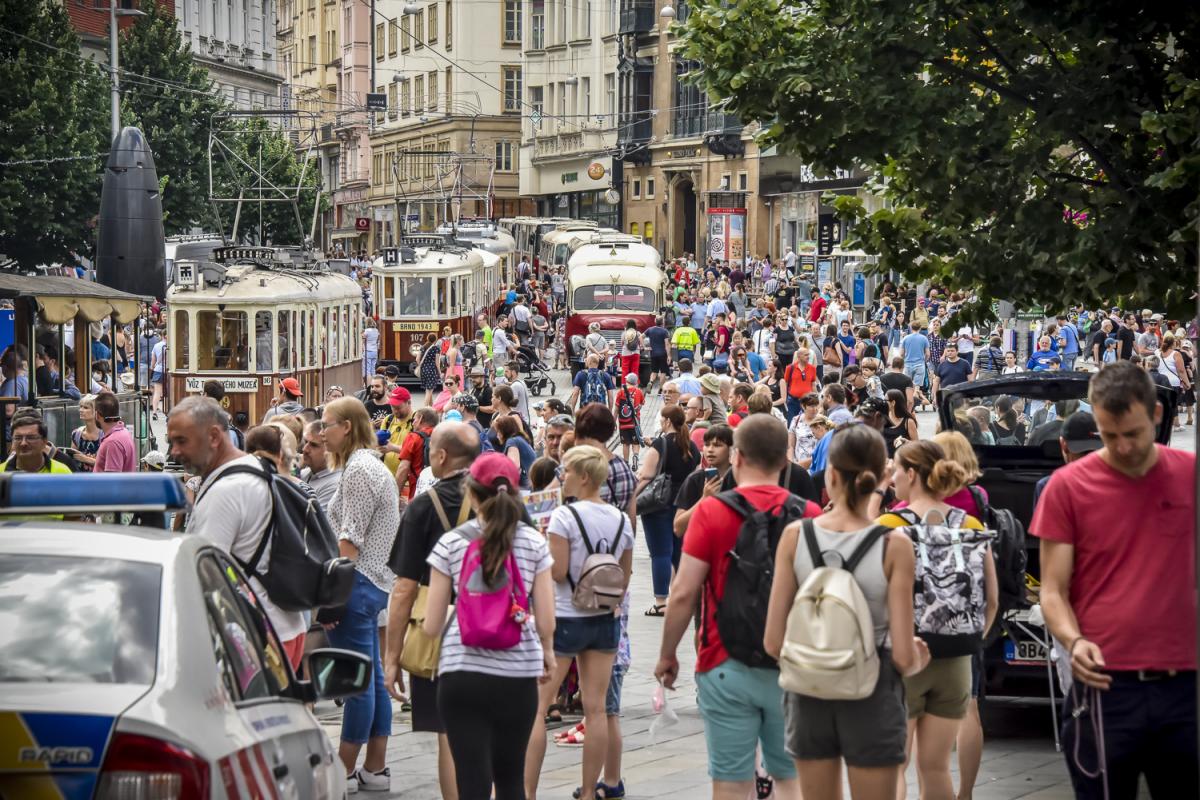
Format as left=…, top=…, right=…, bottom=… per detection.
left=393, top=322, right=440, bottom=332
left=184, top=377, right=261, bottom=393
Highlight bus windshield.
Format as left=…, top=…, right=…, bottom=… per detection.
left=573, top=284, right=657, bottom=312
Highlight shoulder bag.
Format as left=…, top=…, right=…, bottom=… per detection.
left=400, top=488, right=471, bottom=679
left=636, top=438, right=675, bottom=516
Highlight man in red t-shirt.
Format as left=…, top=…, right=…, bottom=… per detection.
left=782, top=348, right=818, bottom=422
left=614, top=373, right=645, bottom=465
left=395, top=406, right=437, bottom=500
left=1033, top=362, right=1196, bottom=799
left=656, top=415, right=819, bottom=798
left=807, top=289, right=827, bottom=323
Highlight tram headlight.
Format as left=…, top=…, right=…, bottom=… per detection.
left=409, top=343, right=423, bottom=358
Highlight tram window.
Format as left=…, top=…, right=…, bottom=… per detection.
left=197, top=311, right=249, bottom=371
left=299, top=314, right=307, bottom=369
left=174, top=310, right=190, bottom=371
left=331, top=306, right=340, bottom=364
left=278, top=310, right=292, bottom=372
left=555, top=244, right=569, bottom=265
left=449, top=277, right=458, bottom=314
left=320, top=309, right=329, bottom=365
left=397, top=277, right=432, bottom=315
left=352, top=306, right=360, bottom=358
left=341, top=306, right=349, bottom=362
left=437, top=278, right=448, bottom=316
left=255, top=311, right=273, bottom=373
left=383, top=278, right=396, bottom=317
left=307, top=310, right=316, bottom=366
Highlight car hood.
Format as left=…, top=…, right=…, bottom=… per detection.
left=938, top=371, right=1177, bottom=446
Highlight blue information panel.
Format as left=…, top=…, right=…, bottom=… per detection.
left=852, top=272, right=866, bottom=306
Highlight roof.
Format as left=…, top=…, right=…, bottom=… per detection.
left=567, top=262, right=667, bottom=289
left=64, top=1, right=174, bottom=41
left=166, top=264, right=362, bottom=305
left=0, top=523, right=192, bottom=565
left=372, top=246, right=484, bottom=274
left=0, top=274, right=151, bottom=324
left=567, top=241, right=663, bottom=272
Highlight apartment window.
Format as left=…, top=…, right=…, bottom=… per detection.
left=530, top=0, right=544, bottom=49
left=388, top=20, right=397, bottom=56
left=737, top=171, right=748, bottom=191
left=608, top=0, right=617, bottom=34
left=646, top=177, right=655, bottom=198
left=445, top=67, right=452, bottom=110
left=495, top=140, right=514, bottom=172
left=427, top=70, right=438, bottom=110
left=502, top=66, right=522, bottom=113
left=631, top=178, right=641, bottom=199
left=308, top=35, right=317, bottom=66
left=720, top=172, right=731, bottom=190
left=400, top=78, right=411, bottom=115
left=375, top=84, right=386, bottom=124
left=503, top=0, right=522, bottom=45
left=557, top=81, right=566, bottom=120
left=581, top=77, right=590, bottom=118
left=584, top=0, right=591, bottom=36
left=604, top=73, right=615, bottom=119
left=401, top=13, right=411, bottom=51
left=388, top=82, right=398, bottom=119
left=414, top=74, right=425, bottom=112
left=373, top=153, right=383, bottom=183
left=643, top=221, right=653, bottom=244
left=427, top=4, right=438, bottom=42
left=558, top=0, right=566, bottom=42
left=630, top=222, right=639, bottom=237
left=414, top=10, right=424, bottom=47
left=445, top=1, right=452, bottom=48
left=374, top=23, right=384, bottom=59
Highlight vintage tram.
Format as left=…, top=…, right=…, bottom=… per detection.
left=436, top=219, right=517, bottom=284
left=498, top=216, right=579, bottom=275
left=166, top=246, right=364, bottom=419
left=369, top=237, right=491, bottom=380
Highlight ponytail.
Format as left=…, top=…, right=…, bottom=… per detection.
left=467, top=477, right=524, bottom=584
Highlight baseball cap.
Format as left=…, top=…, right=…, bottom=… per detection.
left=452, top=392, right=479, bottom=411
left=1061, top=411, right=1102, bottom=454
left=280, top=376, right=302, bottom=396
left=384, top=365, right=401, bottom=377
left=856, top=397, right=890, bottom=418
left=141, top=450, right=166, bottom=471
left=387, top=386, right=411, bottom=405
left=469, top=452, right=520, bottom=491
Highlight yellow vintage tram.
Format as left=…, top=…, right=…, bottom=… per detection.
left=370, top=237, right=490, bottom=379
left=166, top=246, right=364, bottom=419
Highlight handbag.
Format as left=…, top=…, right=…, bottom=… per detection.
left=399, top=488, right=471, bottom=679
left=636, top=439, right=675, bottom=516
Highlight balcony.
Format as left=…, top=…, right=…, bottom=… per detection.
left=619, top=3, right=655, bottom=35
left=705, top=110, right=742, bottom=135
left=335, top=110, right=367, bottom=131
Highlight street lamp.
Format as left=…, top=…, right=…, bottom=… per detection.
left=107, top=1, right=147, bottom=142
left=660, top=4, right=677, bottom=20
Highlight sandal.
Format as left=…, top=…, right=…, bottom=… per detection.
left=554, top=722, right=585, bottom=742
left=644, top=603, right=667, bottom=617
left=544, top=704, right=563, bottom=725
left=556, top=728, right=585, bottom=747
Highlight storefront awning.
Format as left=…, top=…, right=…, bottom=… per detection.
left=0, top=274, right=150, bottom=323
left=330, top=229, right=365, bottom=240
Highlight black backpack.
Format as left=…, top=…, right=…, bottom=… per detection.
left=711, top=490, right=809, bottom=668
left=202, top=456, right=355, bottom=612
left=968, top=486, right=1028, bottom=619
left=412, top=429, right=431, bottom=467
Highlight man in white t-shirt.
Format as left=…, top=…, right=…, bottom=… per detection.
left=784, top=246, right=797, bottom=274
left=956, top=326, right=977, bottom=368
left=752, top=316, right=776, bottom=360
left=167, top=395, right=307, bottom=668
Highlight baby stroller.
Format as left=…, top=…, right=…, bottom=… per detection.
left=516, top=344, right=556, bottom=396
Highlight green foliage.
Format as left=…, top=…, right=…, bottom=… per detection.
left=0, top=0, right=109, bottom=270
left=677, top=0, right=1200, bottom=317
left=120, top=0, right=230, bottom=234
left=210, top=117, right=327, bottom=246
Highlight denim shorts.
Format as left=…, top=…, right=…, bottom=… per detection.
left=695, top=659, right=797, bottom=782
left=553, top=614, right=620, bottom=656
left=606, top=663, right=627, bottom=716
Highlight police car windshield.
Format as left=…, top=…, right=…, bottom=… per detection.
left=0, top=555, right=160, bottom=685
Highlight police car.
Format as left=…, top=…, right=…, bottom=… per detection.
left=0, top=474, right=371, bottom=799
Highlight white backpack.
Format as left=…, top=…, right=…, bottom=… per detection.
left=779, top=521, right=887, bottom=701
left=565, top=506, right=626, bottom=612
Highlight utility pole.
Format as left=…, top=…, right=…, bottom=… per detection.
left=108, top=1, right=146, bottom=143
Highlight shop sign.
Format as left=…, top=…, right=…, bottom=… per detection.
left=355, top=217, right=370, bottom=231
left=185, top=376, right=260, bottom=393
left=587, top=161, right=606, bottom=180
left=668, top=148, right=700, bottom=159
left=817, top=213, right=842, bottom=256
left=561, top=171, right=579, bottom=185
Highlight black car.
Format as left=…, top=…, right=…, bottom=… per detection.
left=937, top=371, right=1178, bottom=699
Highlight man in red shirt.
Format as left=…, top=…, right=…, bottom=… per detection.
left=1034, top=362, right=1196, bottom=799
left=807, top=288, right=827, bottom=323
left=782, top=348, right=818, bottom=422
left=656, top=415, right=819, bottom=799
left=94, top=392, right=137, bottom=472
left=394, top=406, right=437, bottom=501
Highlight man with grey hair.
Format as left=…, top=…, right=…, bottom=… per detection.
left=300, top=419, right=340, bottom=512
left=167, top=396, right=308, bottom=668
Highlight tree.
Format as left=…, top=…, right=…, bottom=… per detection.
left=120, top=0, right=230, bottom=235
left=209, top=116, right=327, bottom=246
left=0, top=0, right=110, bottom=270
left=677, top=1, right=1200, bottom=316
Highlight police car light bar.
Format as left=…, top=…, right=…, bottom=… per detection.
left=0, top=473, right=188, bottom=515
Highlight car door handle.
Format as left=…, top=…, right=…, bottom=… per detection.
left=273, top=764, right=289, bottom=779
left=308, top=753, right=323, bottom=767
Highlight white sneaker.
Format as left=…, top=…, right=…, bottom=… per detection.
left=353, top=767, right=391, bottom=793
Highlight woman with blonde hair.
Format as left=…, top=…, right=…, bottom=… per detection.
left=319, top=397, right=402, bottom=792
left=69, top=394, right=102, bottom=471
left=444, top=333, right=466, bottom=387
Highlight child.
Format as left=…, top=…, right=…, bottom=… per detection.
left=1103, top=336, right=1118, bottom=364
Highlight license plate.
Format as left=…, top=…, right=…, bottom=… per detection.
left=1004, top=638, right=1047, bottom=664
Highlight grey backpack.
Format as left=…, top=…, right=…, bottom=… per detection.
left=565, top=506, right=626, bottom=612
left=894, top=507, right=993, bottom=658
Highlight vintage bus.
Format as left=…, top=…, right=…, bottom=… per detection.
left=370, top=238, right=490, bottom=380
left=166, top=246, right=364, bottom=419
left=498, top=216, right=578, bottom=275
left=535, top=222, right=634, bottom=271
left=564, top=238, right=667, bottom=381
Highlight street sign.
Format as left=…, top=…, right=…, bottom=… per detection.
left=366, top=92, right=387, bottom=111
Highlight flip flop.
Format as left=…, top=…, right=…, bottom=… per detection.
left=554, top=722, right=585, bottom=742
left=556, top=729, right=585, bottom=747
left=644, top=603, right=667, bottom=617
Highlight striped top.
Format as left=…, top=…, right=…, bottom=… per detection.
left=427, top=520, right=553, bottom=678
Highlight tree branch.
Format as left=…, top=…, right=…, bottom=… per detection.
left=1043, top=171, right=1108, bottom=188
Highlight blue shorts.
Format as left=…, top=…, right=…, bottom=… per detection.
left=606, top=663, right=626, bottom=716
left=150, top=371, right=164, bottom=384
left=553, top=614, right=619, bottom=656
left=696, top=659, right=797, bottom=782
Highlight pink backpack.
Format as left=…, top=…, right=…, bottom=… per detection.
left=456, top=535, right=529, bottom=650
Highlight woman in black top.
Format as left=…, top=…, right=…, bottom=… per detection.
left=882, top=388, right=919, bottom=456
left=634, top=403, right=700, bottom=613
left=758, top=356, right=786, bottom=411
left=991, top=395, right=1027, bottom=445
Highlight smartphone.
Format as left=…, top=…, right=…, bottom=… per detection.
left=704, top=467, right=718, bottom=481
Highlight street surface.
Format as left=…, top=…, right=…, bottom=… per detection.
left=149, top=368, right=1185, bottom=799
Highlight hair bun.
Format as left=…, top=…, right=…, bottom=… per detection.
left=854, top=470, right=879, bottom=496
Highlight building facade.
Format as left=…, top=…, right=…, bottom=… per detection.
left=616, top=0, right=771, bottom=265
left=517, top=0, right=622, bottom=229
left=366, top=0, right=534, bottom=247
left=173, top=0, right=283, bottom=109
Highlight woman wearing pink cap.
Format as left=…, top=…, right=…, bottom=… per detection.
left=423, top=452, right=556, bottom=800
